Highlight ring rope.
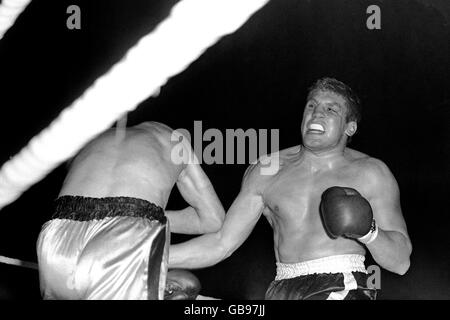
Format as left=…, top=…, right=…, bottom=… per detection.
left=0, top=255, right=37, bottom=270
left=0, top=0, right=32, bottom=40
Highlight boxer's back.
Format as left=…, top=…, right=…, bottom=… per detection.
left=59, top=121, right=182, bottom=208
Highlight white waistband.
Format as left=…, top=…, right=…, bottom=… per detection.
left=275, top=254, right=367, bottom=280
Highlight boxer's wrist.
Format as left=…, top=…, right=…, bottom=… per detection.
left=358, top=219, right=378, bottom=245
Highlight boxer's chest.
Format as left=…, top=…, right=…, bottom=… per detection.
left=263, top=164, right=367, bottom=223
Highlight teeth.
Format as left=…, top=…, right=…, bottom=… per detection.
left=309, top=123, right=324, bottom=132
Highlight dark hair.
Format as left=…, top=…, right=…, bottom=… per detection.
left=307, top=77, right=362, bottom=124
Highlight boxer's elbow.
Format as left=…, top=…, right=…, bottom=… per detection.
left=213, top=233, right=234, bottom=262
left=396, top=236, right=412, bottom=275
left=207, top=208, right=225, bottom=232
left=381, top=257, right=410, bottom=276
left=391, top=250, right=411, bottom=275
left=198, top=217, right=222, bottom=234
left=385, top=232, right=412, bottom=275
left=396, top=259, right=410, bottom=275
left=198, top=206, right=225, bottom=233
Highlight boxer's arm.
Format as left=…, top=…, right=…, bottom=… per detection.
left=169, top=163, right=265, bottom=269
left=165, top=127, right=225, bottom=234
left=166, top=162, right=225, bottom=234
left=363, top=160, right=412, bottom=275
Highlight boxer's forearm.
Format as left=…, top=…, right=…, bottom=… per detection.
left=366, top=229, right=412, bottom=275
left=174, top=185, right=225, bottom=234
left=166, top=207, right=204, bottom=234
left=166, top=206, right=223, bottom=234
left=169, top=232, right=227, bottom=269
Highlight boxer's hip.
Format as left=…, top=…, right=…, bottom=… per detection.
left=265, top=254, right=377, bottom=300
left=37, top=196, right=169, bottom=300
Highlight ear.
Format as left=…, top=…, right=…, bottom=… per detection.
left=345, top=121, right=357, bottom=137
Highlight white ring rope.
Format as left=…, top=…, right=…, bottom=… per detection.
left=0, top=0, right=32, bottom=40
left=0, top=0, right=270, bottom=211
left=0, top=255, right=37, bottom=270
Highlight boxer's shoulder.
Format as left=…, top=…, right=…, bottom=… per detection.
left=135, top=121, right=175, bottom=140
left=350, top=152, right=391, bottom=175
left=345, top=148, right=382, bottom=170
left=241, top=151, right=287, bottom=193
left=278, top=145, right=301, bottom=161
left=241, top=160, right=272, bottom=192
left=348, top=152, right=397, bottom=190
left=134, top=122, right=187, bottom=153
left=344, top=147, right=370, bottom=160
left=255, top=145, right=298, bottom=167
left=136, top=121, right=173, bottom=131
left=363, top=158, right=396, bottom=186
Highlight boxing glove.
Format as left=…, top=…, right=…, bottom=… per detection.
left=164, top=269, right=201, bottom=300
left=320, top=186, right=378, bottom=244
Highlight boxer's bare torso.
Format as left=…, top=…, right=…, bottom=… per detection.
left=59, top=121, right=183, bottom=209
left=257, top=146, right=378, bottom=263
left=169, top=83, right=410, bottom=275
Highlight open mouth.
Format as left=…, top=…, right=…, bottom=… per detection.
left=307, top=123, right=325, bottom=134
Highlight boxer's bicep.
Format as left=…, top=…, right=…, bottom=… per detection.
left=367, top=161, right=411, bottom=247
left=219, top=189, right=265, bottom=259
left=217, top=164, right=266, bottom=257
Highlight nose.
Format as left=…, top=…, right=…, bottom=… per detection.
left=311, top=105, right=325, bottom=118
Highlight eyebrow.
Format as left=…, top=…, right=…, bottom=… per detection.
left=307, top=99, right=343, bottom=109
left=324, top=102, right=342, bottom=109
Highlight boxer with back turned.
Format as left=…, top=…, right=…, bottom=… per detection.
left=37, top=121, right=224, bottom=300
left=169, top=78, right=412, bottom=300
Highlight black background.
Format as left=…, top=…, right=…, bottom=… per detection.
left=0, top=0, right=449, bottom=300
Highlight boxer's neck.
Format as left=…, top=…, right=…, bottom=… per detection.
left=298, top=145, right=347, bottom=171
